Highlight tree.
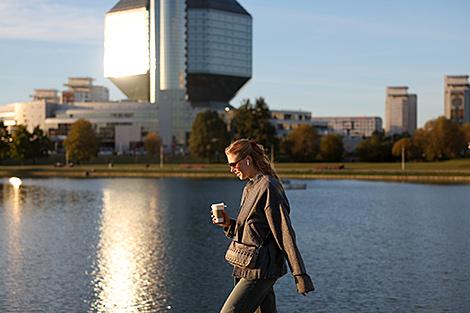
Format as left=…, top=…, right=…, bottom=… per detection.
left=462, top=123, right=470, bottom=153
left=231, top=97, right=277, bottom=152
left=9, top=125, right=34, bottom=161
left=356, top=131, right=393, bottom=162
left=143, top=132, right=161, bottom=157
left=30, top=126, right=51, bottom=160
left=285, top=124, right=319, bottom=162
left=231, top=99, right=256, bottom=139
left=319, top=134, right=344, bottom=162
left=409, top=129, right=427, bottom=160
left=189, top=110, right=230, bottom=161
left=64, top=119, right=99, bottom=162
left=0, top=122, right=10, bottom=160
left=418, top=117, right=465, bottom=161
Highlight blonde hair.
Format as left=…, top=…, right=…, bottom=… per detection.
left=225, top=139, right=279, bottom=180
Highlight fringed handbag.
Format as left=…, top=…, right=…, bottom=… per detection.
left=224, top=240, right=260, bottom=268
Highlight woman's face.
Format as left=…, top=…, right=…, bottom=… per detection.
left=226, top=153, right=250, bottom=180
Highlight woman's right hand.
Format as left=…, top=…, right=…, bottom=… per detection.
left=211, top=210, right=231, bottom=228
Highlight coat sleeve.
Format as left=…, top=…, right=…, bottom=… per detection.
left=264, top=185, right=315, bottom=294
left=223, top=218, right=236, bottom=239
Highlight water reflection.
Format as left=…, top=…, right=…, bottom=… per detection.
left=1, top=178, right=469, bottom=312
left=5, top=182, right=22, bottom=225
left=91, top=181, right=170, bottom=312
left=2, top=184, right=24, bottom=310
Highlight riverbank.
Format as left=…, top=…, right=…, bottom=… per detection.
left=2, top=159, right=470, bottom=183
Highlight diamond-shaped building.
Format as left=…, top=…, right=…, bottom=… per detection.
left=104, top=0, right=252, bottom=146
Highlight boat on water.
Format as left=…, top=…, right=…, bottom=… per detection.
left=282, top=180, right=307, bottom=190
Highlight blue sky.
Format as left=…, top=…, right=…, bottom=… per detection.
left=1, top=0, right=469, bottom=127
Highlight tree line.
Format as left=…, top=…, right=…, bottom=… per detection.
left=0, top=124, right=51, bottom=162
left=0, top=119, right=166, bottom=163
left=189, top=98, right=470, bottom=162
left=0, top=119, right=102, bottom=163
left=188, top=97, right=346, bottom=162
left=2, top=101, right=469, bottom=164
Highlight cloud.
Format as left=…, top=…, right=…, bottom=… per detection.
left=0, top=0, right=104, bottom=43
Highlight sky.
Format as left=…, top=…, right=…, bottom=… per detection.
left=1, top=0, right=470, bottom=127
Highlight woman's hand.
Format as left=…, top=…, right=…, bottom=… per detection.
left=294, top=274, right=315, bottom=295
left=211, top=209, right=231, bottom=228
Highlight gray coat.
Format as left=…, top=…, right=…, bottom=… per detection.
left=224, top=174, right=314, bottom=293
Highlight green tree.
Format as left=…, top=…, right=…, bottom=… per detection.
left=64, top=119, right=99, bottom=162
left=143, top=132, right=161, bottom=157
left=0, top=122, right=10, bottom=160
left=30, top=126, right=51, bottom=160
left=356, top=131, right=393, bottom=162
left=231, top=97, right=277, bottom=152
left=285, top=124, right=319, bottom=162
left=409, top=128, right=428, bottom=160
left=189, top=110, right=230, bottom=161
left=418, top=117, right=465, bottom=161
left=319, top=134, right=344, bottom=162
left=231, top=99, right=256, bottom=138
left=9, top=125, right=33, bottom=161
left=462, top=123, right=470, bottom=152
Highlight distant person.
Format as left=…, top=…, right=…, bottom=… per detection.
left=211, top=139, right=314, bottom=313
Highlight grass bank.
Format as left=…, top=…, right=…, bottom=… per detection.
left=1, top=159, right=470, bottom=183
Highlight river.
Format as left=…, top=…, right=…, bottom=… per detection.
left=0, top=178, right=469, bottom=312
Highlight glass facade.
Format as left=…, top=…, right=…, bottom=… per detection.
left=104, top=0, right=252, bottom=146
left=104, top=8, right=150, bottom=77
left=187, top=9, right=252, bottom=77
left=159, top=0, right=186, bottom=90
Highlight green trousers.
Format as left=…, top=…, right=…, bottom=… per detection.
left=220, top=277, right=278, bottom=313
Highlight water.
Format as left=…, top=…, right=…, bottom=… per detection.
left=0, top=178, right=469, bottom=313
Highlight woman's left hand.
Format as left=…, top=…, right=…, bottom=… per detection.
left=294, top=274, right=315, bottom=295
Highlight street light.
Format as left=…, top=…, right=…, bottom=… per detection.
left=401, top=145, right=405, bottom=171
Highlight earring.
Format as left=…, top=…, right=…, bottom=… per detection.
left=247, top=160, right=250, bottom=166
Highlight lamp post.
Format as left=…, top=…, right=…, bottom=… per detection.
left=401, top=145, right=405, bottom=171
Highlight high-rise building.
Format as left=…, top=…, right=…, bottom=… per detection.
left=104, top=0, right=252, bottom=145
left=444, top=75, right=470, bottom=124
left=385, top=86, right=417, bottom=135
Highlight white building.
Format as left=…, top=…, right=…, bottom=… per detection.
left=269, top=111, right=382, bottom=152
left=311, top=116, right=383, bottom=152
left=270, top=110, right=328, bottom=137
left=47, top=101, right=158, bottom=154
left=32, top=89, right=60, bottom=103
left=0, top=100, right=158, bottom=154
left=385, top=86, right=417, bottom=135
left=444, top=75, right=470, bottom=124
left=310, top=116, right=382, bottom=137
left=62, top=77, right=109, bottom=103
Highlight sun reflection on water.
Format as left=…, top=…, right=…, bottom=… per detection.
left=91, top=181, right=170, bottom=312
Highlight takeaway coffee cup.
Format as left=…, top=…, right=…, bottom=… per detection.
left=211, top=202, right=226, bottom=224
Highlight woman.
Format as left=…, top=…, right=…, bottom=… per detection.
left=212, top=139, right=314, bottom=313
